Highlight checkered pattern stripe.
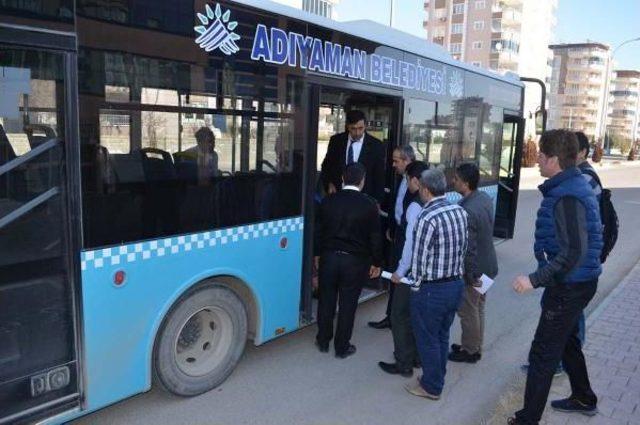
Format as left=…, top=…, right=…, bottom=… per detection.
left=445, top=185, right=498, bottom=203
left=81, top=217, right=304, bottom=271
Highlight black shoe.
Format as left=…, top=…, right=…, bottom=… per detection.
left=448, top=349, right=481, bottom=363
left=507, top=417, right=522, bottom=425
left=551, top=397, right=598, bottom=416
left=451, top=343, right=462, bottom=352
left=378, top=361, right=413, bottom=377
left=368, top=317, right=391, bottom=329
left=335, top=344, right=357, bottom=359
left=315, top=340, right=329, bottom=353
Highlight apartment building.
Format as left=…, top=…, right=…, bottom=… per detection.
left=271, top=0, right=340, bottom=19
left=423, top=0, right=557, bottom=137
left=608, top=70, right=640, bottom=143
left=548, top=43, right=611, bottom=140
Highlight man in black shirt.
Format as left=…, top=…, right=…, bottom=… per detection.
left=315, top=163, right=383, bottom=358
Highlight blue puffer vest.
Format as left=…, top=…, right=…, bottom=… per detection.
left=534, top=167, right=603, bottom=283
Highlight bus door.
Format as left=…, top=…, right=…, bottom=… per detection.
left=0, top=28, right=82, bottom=424
left=494, top=114, right=525, bottom=239
left=300, top=82, right=402, bottom=321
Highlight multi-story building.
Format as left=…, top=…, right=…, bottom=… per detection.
left=271, top=0, right=340, bottom=19
left=547, top=43, right=611, bottom=140
left=608, top=70, right=640, bottom=143
left=423, top=0, right=557, bottom=137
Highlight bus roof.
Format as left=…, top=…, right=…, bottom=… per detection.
left=231, top=0, right=523, bottom=87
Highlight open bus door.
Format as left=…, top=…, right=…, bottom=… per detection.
left=0, top=28, right=83, bottom=424
left=494, top=114, right=525, bottom=239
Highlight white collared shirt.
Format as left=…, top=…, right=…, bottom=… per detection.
left=342, top=185, right=361, bottom=192
left=345, top=134, right=364, bottom=164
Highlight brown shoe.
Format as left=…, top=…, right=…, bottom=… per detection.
left=404, top=382, right=440, bottom=400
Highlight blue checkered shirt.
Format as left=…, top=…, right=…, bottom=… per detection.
left=409, top=196, right=468, bottom=284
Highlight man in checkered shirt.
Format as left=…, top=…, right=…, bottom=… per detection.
left=403, top=168, right=468, bottom=401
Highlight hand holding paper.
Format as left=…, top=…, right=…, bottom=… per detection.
left=474, top=274, right=494, bottom=295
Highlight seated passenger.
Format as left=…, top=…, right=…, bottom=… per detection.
left=177, top=127, right=219, bottom=184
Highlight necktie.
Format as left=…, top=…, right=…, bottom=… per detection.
left=347, top=141, right=355, bottom=165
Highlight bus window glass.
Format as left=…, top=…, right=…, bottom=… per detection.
left=403, top=99, right=436, bottom=163
left=479, top=106, right=503, bottom=183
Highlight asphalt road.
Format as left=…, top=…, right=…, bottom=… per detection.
left=73, top=164, right=640, bottom=425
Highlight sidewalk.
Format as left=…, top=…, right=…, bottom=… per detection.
left=540, top=261, right=640, bottom=425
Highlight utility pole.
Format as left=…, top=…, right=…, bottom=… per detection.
left=389, top=0, right=394, bottom=27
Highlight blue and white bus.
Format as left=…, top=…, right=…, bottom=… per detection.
left=0, top=0, right=533, bottom=423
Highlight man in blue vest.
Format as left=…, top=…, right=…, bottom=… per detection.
left=509, top=130, right=603, bottom=425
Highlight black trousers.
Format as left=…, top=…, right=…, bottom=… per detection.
left=390, top=282, right=418, bottom=369
left=316, top=251, right=369, bottom=354
left=515, top=280, right=598, bottom=425
left=385, top=229, right=405, bottom=317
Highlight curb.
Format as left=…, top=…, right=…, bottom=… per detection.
left=485, top=259, right=640, bottom=425
left=585, top=258, right=640, bottom=327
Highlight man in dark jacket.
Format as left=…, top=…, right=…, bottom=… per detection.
left=449, top=163, right=498, bottom=363
left=320, top=110, right=386, bottom=205
left=369, top=145, right=416, bottom=330
left=315, top=163, right=383, bottom=358
left=509, top=130, right=603, bottom=425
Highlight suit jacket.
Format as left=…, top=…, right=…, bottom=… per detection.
left=459, top=190, right=499, bottom=284
left=314, top=189, right=383, bottom=266
left=320, top=132, right=386, bottom=204
left=388, top=174, right=414, bottom=238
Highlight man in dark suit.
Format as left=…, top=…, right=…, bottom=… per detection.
left=314, top=163, right=383, bottom=358
left=320, top=110, right=386, bottom=205
left=369, top=145, right=416, bottom=330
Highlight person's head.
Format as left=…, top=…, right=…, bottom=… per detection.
left=405, top=161, right=429, bottom=194
left=342, top=162, right=366, bottom=190
left=575, top=131, right=590, bottom=163
left=418, top=168, right=447, bottom=203
left=453, top=162, right=480, bottom=196
left=392, top=145, right=416, bottom=175
left=537, top=129, right=578, bottom=178
left=195, top=127, right=215, bottom=149
left=346, top=110, right=366, bottom=141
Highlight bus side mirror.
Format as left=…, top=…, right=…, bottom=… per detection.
left=535, top=110, right=547, bottom=135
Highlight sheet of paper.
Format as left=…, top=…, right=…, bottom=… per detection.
left=381, top=271, right=411, bottom=285
left=474, top=274, right=494, bottom=295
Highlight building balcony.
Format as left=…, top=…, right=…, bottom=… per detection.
left=500, top=10, right=522, bottom=26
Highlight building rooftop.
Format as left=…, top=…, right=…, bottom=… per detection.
left=614, top=70, right=640, bottom=79
left=549, top=42, right=610, bottom=51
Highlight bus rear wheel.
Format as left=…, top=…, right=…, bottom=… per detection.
left=154, top=285, right=247, bottom=396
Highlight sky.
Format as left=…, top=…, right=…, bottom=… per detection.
left=334, top=0, right=640, bottom=70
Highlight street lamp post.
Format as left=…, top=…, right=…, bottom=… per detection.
left=601, top=37, right=640, bottom=154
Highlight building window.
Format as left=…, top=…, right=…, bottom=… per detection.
left=475, top=0, right=486, bottom=9
left=453, top=3, right=465, bottom=14
left=450, top=43, right=462, bottom=54
left=473, top=20, right=484, bottom=30
left=452, top=23, right=464, bottom=34
left=472, top=41, right=482, bottom=49
left=434, top=8, right=446, bottom=18
left=472, top=61, right=482, bottom=67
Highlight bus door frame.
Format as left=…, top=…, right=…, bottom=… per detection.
left=495, top=111, right=525, bottom=239
left=299, top=75, right=404, bottom=323
left=0, top=23, right=85, bottom=422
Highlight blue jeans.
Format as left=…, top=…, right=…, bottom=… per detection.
left=410, top=279, right=464, bottom=396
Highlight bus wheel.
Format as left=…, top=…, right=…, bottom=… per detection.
left=154, top=285, right=247, bottom=396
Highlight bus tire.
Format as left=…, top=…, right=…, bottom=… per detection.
left=154, top=284, right=247, bottom=396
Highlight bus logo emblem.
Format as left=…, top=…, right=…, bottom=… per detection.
left=194, top=3, right=240, bottom=55
left=449, top=70, right=464, bottom=98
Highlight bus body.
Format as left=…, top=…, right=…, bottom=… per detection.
left=0, top=1, right=526, bottom=423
